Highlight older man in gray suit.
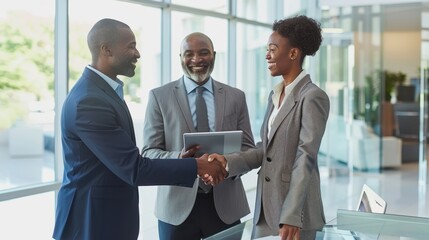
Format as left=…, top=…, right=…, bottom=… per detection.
left=141, top=32, right=255, bottom=240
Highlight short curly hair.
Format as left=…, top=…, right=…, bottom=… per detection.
left=272, top=15, right=322, bottom=57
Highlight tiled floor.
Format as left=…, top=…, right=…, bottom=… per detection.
left=321, top=162, right=429, bottom=219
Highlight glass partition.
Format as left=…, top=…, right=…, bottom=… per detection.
left=419, top=4, right=429, bottom=189
left=318, top=0, right=428, bottom=193
left=318, top=4, right=385, bottom=173
left=380, top=3, right=429, bottom=185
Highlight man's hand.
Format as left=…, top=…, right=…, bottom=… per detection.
left=279, top=224, right=300, bottom=240
left=196, top=154, right=227, bottom=185
left=180, top=145, right=199, bottom=158
left=207, top=153, right=227, bottom=169
left=201, top=153, right=228, bottom=185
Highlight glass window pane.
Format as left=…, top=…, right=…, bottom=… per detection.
left=284, top=0, right=303, bottom=17
left=69, top=0, right=161, bottom=148
left=0, top=191, right=55, bottom=239
left=237, top=0, right=277, bottom=23
left=0, top=0, right=55, bottom=191
left=172, top=0, right=228, bottom=14
left=171, top=12, right=227, bottom=83
left=423, top=12, right=429, bottom=28
left=236, top=23, right=275, bottom=142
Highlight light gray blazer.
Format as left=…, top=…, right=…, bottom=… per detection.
left=227, top=75, right=330, bottom=233
left=141, top=77, right=255, bottom=225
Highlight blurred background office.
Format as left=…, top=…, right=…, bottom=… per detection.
left=0, top=0, right=428, bottom=239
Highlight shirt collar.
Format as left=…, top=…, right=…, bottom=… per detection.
left=287, top=69, right=306, bottom=90
left=272, top=70, right=307, bottom=107
left=273, top=70, right=307, bottom=95
left=183, top=75, right=214, bottom=94
left=87, top=65, right=123, bottom=90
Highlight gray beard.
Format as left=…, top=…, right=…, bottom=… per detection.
left=189, top=72, right=210, bottom=83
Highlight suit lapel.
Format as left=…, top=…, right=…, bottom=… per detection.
left=122, top=101, right=136, bottom=142
left=86, top=70, right=126, bottom=107
left=267, top=76, right=311, bottom=146
left=173, top=77, right=195, bottom=132
left=267, top=95, right=296, bottom=144
left=262, top=98, right=274, bottom=148
left=212, top=80, right=224, bottom=131
left=84, top=68, right=136, bottom=142
left=86, top=69, right=129, bottom=109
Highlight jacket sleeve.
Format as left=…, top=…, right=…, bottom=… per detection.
left=74, top=94, right=196, bottom=187
left=141, top=89, right=182, bottom=159
left=279, top=88, right=330, bottom=227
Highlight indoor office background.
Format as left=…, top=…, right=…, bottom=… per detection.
left=0, top=0, right=428, bottom=239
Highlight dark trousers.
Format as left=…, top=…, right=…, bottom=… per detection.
left=158, top=191, right=240, bottom=240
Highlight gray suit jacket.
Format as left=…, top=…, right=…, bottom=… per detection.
left=227, top=75, right=330, bottom=233
left=141, top=77, right=255, bottom=225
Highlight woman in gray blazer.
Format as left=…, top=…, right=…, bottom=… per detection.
left=209, top=15, right=330, bottom=240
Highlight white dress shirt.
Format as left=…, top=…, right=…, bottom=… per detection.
left=268, top=70, right=307, bottom=136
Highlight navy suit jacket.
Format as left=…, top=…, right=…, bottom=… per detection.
left=53, top=67, right=197, bottom=240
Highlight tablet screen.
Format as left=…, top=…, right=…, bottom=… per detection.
left=183, top=130, right=242, bottom=156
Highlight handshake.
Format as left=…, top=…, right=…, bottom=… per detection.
left=181, top=146, right=227, bottom=186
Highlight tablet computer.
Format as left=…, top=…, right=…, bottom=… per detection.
left=183, top=130, right=242, bottom=156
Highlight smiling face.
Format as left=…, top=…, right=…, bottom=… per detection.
left=180, top=33, right=216, bottom=83
left=266, top=31, right=296, bottom=78
left=109, top=27, right=140, bottom=78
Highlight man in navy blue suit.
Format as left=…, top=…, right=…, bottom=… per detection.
left=52, top=18, right=226, bottom=240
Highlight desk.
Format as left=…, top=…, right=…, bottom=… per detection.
left=328, top=209, right=429, bottom=239
left=203, top=210, right=429, bottom=239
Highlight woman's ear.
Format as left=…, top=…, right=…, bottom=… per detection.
left=289, top=47, right=300, bottom=61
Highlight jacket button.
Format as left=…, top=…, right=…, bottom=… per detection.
left=267, top=157, right=272, bottom=162
left=265, top=177, right=270, bottom=182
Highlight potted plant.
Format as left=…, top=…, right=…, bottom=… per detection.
left=384, top=70, right=406, bottom=102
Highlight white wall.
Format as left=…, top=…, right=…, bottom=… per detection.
left=383, top=31, right=421, bottom=83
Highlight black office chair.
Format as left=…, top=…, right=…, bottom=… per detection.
left=393, top=102, right=420, bottom=162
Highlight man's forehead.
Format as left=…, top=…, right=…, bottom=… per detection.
left=182, top=35, right=212, bottom=48
left=182, top=46, right=211, bottom=52
left=181, top=43, right=212, bottom=54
